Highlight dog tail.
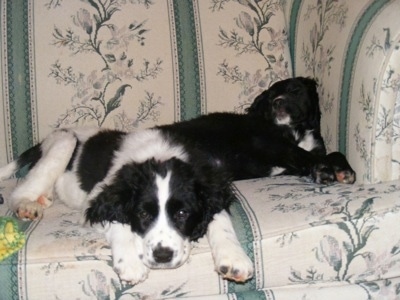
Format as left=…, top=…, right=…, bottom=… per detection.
left=0, top=144, right=42, bottom=181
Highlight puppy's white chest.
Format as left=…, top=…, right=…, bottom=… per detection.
left=296, top=130, right=316, bottom=152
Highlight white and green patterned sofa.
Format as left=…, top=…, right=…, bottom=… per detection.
left=1, top=1, right=400, bottom=299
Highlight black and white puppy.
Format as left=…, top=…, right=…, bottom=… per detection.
left=247, top=77, right=355, bottom=183
left=158, top=77, right=355, bottom=184
left=0, top=128, right=253, bottom=285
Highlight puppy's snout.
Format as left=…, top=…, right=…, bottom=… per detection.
left=153, top=245, right=174, bottom=263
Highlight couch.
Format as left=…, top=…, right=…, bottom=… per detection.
left=1, top=0, right=400, bottom=299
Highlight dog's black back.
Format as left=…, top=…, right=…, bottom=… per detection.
left=159, top=77, right=355, bottom=184
left=159, top=112, right=318, bottom=180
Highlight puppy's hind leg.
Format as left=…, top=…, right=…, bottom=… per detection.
left=207, top=210, right=254, bottom=282
left=9, top=129, right=77, bottom=220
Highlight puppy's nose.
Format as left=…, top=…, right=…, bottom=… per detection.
left=153, top=245, right=174, bottom=263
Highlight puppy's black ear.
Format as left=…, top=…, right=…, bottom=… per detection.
left=85, top=183, right=130, bottom=225
left=301, top=77, right=321, bottom=130
left=246, top=90, right=274, bottom=122
left=190, top=165, right=235, bottom=241
left=85, top=163, right=143, bottom=225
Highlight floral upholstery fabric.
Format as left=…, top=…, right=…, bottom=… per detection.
left=0, top=0, right=291, bottom=165
left=1, top=0, right=400, bottom=299
left=289, top=0, right=400, bottom=183
left=1, top=176, right=400, bottom=299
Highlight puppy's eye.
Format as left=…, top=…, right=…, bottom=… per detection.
left=138, top=210, right=151, bottom=221
left=174, top=209, right=189, bottom=221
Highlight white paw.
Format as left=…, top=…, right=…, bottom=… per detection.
left=16, top=199, right=44, bottom=221
left=214, top=246, right=254, bottom=282
left=113, top=254, right=149, bottom=285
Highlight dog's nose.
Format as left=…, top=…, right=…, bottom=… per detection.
left=153, top=245, right=174, bottom=263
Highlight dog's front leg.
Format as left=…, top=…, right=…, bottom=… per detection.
left=207, top=210, right=254, bottom=282
left=103, top=222, right=149, bottom=285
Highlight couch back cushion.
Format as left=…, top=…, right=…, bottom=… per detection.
left=0, top=1, right=291, bottom=165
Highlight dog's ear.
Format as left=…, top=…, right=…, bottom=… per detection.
left=85, top=162, right=150, bottom=225
left=246, top=90, right=274, bottom=122
left=301, top=77, right=321, bottom=130
left=190, top=165, right=235, bottom=241
left=85, top=181, right=130, bottom=225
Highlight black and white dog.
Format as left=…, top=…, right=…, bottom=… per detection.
left=0, top=128, right=254, bottom=284
left=0, top=76, right=354, bottom=286
left=247, top=76, right=355, bottom=183
left=158, top=77, right=355, bottom=184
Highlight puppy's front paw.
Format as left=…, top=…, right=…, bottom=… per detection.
left=326, top=152, right=356, bottom=184
left=335, top=169, right=356, bottom=184
left=16, top=200, right=44, bottom=221
left=312, top=163, right=335, bottom=184
left=214, top=248, right=254, bottom=282
left=113, top=255, right=149, bottom=285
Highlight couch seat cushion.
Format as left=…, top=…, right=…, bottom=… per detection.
left=1, top=176, right=400, bottom=299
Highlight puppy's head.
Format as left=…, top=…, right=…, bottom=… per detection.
left=247, top=77, right=321, bottom=129
left=85, top=157, right=233, bottom=269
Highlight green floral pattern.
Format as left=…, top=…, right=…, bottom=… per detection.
left=47, top=1, right=163, bottom=130
left=210, top=0, right=291, bottom=112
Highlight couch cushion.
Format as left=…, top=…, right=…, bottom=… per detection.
left=1, top=176, right=400, bottom=299
left=234, top=176, right=400, bottom=292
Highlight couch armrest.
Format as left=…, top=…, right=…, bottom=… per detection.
left=287, top=0, right=400, bottom=183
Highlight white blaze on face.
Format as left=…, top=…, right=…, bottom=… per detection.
left=142, top=171, right=190, bottom=269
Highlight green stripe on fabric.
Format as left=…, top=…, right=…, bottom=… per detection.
left=228, top=186, right=259, bottom=294
left=172, top=0, right=201, bottom=121
left=228, top=200, right=258, bottom=293
left=288, top=0, right=302, bottom=76
left=339, top=0, right=390, bottom=153
left=6, top=0, right=33, bottom=158
left=0, top=254, right=19, bottom=300
left=235, top=290, right=269, bottom=300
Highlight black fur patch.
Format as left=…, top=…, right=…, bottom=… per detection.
left=77, top=130, right=126, bottom=192
left=17, top=144, right=42, bottom=171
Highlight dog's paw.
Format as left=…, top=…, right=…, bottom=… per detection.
left=36, top=195, right=53, bottom=208
left=311, top=163, right=335, bottom=184
left=14, top=195, right=53, bottom=221
left=113, top=254, right=149, bottom=285
left=335, top=169, right=356, bottom=184
left=214, top=248, right=254, bottom=282
left=326, top=152, right=356, bottom=184
left=16, top=200, right=44, bottom=221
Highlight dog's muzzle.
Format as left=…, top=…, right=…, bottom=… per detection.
left=142, top=238, right=191, bottom=269
left=272, top=96, right=290, bottom=124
